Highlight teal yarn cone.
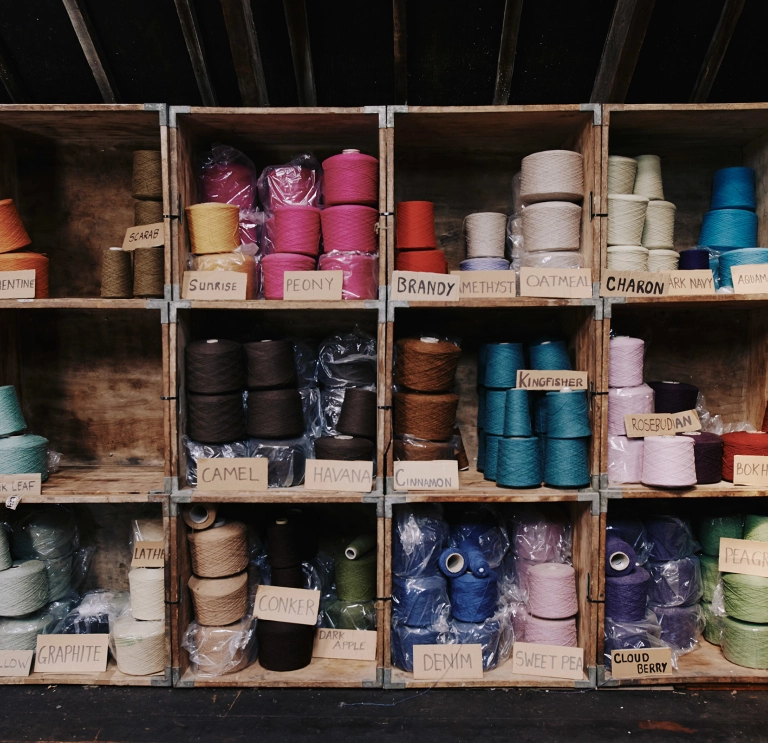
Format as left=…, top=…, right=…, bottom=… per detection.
left=710, top=167, right=756, bottom=211
left=544, top=437, right=589, bottom=488
left=698, top=514, right=743, bottom=556
left=496, top=437, right=543, bottom=488
left=533, top=393, right=548, bottom=433
left=484, top=434, right=502, bottom=481
left=477, top=344, right=488, bottom=387
left=744, top=515, right=768, bottom=542
left=477, top=428, right=486, bottom=471
left=484, top=390, right=508, bottom=435
left=485, top=343, right=524, bottom=389
left=539, top=434, right=547, bottom=469
left=477, top=387, right=487, bottom=427
left=545, top=390, right=591, bottom=438
left=529, top=339, right=571, bottom=371
left=0, top=435, right=48, bottom=481
left=503, top=389, right=532, bottom=437
left=0, top=386, right=26, bottom=438
left=719, top=248, right=768, bottom=288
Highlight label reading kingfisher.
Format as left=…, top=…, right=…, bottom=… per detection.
left=516, top=370, right=588, bottom=391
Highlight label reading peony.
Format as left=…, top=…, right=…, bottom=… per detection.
left=131, top=540, right=165, bottom=568
left=0, top=270, right=35, bottom=299
left=304, top=459, right=373, bottom=492
left=313, top=629, right=377, bottom=661
left=511, top=642, right=584, bottom=680
left=610, top=648, right=673, bottom=679
left=0, top=474, right=41, bottom=497
left=196, top=458, right=268, bottom=492
left=122, top=222, right=165, bottom=250
left=730, top=265, right=768, bottom=294
left=412, top=644, right=483, bottom=680
left=392, top=460, right=460, bottom=491
left=391, top=271, right=459, bottom=302
left=516, top=370, right=588, bottom=391
left=519, top=268, right=592, bottom=299
left=451, top=270, right=517, bottom=299
left=253, top=585, right=320, bottom=625
left=35, top=635, right=109, bottom=674
left=0, top=650, right=33, bottom=677
left=624, top=410, right=701, bottom=438
left=283, top=271, right=343, bottom=300
left=182, top=271, right=247, bottom=300
left=719, top=537, right=768, bottom=577
left=732, top=455, right=768, bottom=486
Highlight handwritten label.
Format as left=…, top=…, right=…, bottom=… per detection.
left=0, top=270, right=35, bottom=299
left=284, top=271, right=343, bottom=300
left=412, top=644, right=483, bottom=681
left=610, top=648, right=673, bottom=679
left=624, top=410, right=701, bottom=438
left=313, top=629, right=377, bottom=661
left=123, top=222, right=165, bottom=250
left=731, top=265, right=768, bottom=294
left=391, top=271, right=459, bottom=302
left=719, top=537, right=768, bottom=577
left=601, top=271, right=666, bottom=297
left=511, top=642, right=584, bottom=681
left=519, top=268, right=592, bottom=299
left=665, top=270, right=715, bottom=296
left=733, top=455, right=768, bottom=486
left=182, top=271, right=247, bottom=300
left=0, top=650, right=33, bottom=677
left=304, top=459, right=373, bottom=492
left=451, top=270, right=517, bottom=299
left=131, top=540, right=165, bottom=568
left=0, top=474, right=41, bottom=497
left=516, top=370, right=588, bottom=391
left=253, top=585, right=320, bottom=626
left=392, top=460, right=460, bottom=491
left=196, top=458, right=268, bottom=492
left=34, top=635, right=109, bottom=674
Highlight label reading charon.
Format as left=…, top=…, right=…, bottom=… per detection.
left=304, top=460, right=373, bottom=492
left=196, top=458, right=268, bottom=491
left=610, top=648, right=673, bottom=679
left=283, top=271, right=343, bottom=300
left=253, top=585, right=320, bottom=625
left=182, top=271, right=247, bottom=300
left=519, top=268, right=592, bottom=299
left=451, top=270, right=517, bottom=299
left=391, top=271, right=459, bottom=302
left=123, top=222, right=165, bottom=250
left=516, top=370, right=588, bottom=391
left=732, top=455, right=768, bottom=486
left=313, top=629, right=377, bottom=661
left=412, top=644, right=483, bottom=680
left=624, top=410, right=701, bottom=438
left=719, top=537, right=768, bottom=577
left=601, top=270, right=715, bottom=297
left=392, top=460, right=460, bottom=491
left=0, top=270, right=35, bottom=299
left=34, top=635, right=109, bottom=674
left=511, top=642, right=584, bottom=680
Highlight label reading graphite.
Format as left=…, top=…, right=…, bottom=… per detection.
left=304, top=459, right=373, bottom=492
left=182, top=271, right=247, bottom=300
left=732, top=455, right=768, bottom=486
left=451, top=270, right=517, bottom=299
left=516, top=370, right=588, bottom=391
left=730, top=265, right=768, bottom=294
left=0, top=474, right=41, bottom=497
left=412, top=644, right=483, bottom=681
left=122, top=222, right=165, bottom=250
left=610, top=648, right=673, bottom=679
left=511, top=642, right=584, bottom=681
left=624, top=410, right=701, bottom=438
left=253, top=585, right=320, bottom=626
left=283, top=271, right=343, bottom=300
left=519, top=268, right=592, bottom=299
left=0, top=651, right=33, bottom=677
left=392, top=460, right=460, bottom=491
left=196, top=458, right=268, bottom=492
left=665, top=270, right=715, bottom=296
left=391, top=271, right=459, bottom=302
left=131, top=540, right=165, bottom=568
left=719, top=537, right=768, bottom=577
left=0, top=270, right=35, bottom=299
left=313, top=629, right=378, bottom=662
left=34, top=635, right=109, bottom=674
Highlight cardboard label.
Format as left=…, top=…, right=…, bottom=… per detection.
left=412, top=644, right=483, bottom=681
left=511, top=642, right=584, bottom=680
left=665, top=270, right=715, bottom=296
left=313, top=629, right=377, bottom=661
left=391, top=271, right=459, bottom=302
left=34, top=635, right=109, bottom=674
left=284, top=271, right=343, bottom=300
left=601, top=271, right=667, bottom=297
left=519, top=268, right=592, bottom=299
left=122, top=222, right=165, bottom=250
left=392, top=460, right=460, bottom=491
left=196, top=457, right=268, bottom=492
left=0, top=650, right=33, bottom=677
left=0, top=474, right=41, bottom=497
left=182, top=271, right=248, bottom=300
left=304, top=459, right=373, bottom=492
left=732, top=455, right=768, bottom=486
left=0, top=270, right=35, bottom=299
left=610, top=648, right=673, bottom=679
left=451, top=270, right=517, bottom=299
left=624, top=410, right=701, bottom=438
left=131, top=540, right=165, bottom=568
left=731, top=265, right=768, bottom=294
left=253, top=585, right=320, bottom=626
left=516, top=370, right=588, bottom=391
left=719, top=537, right=768, bottom=576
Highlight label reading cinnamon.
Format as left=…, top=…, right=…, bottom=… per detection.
left=304, top=460, right=373, bottom=492
left=196, top=458, right=268, bottom=492
left=412, top=644, right=483, bottom=680
left=732, top=456, right=768, bottom=487
left=731, top=265, right=768, bottom=294
left=516, top=370, right=588, bottom=391
left=624, top=410, right=701, bottom=438
left=284, top=271, right=343, bottom=300
left=34, top=635, right=109, bottom=674
left=253, top=585, right=320, bottom=626
left=182, top=271, right=247, bottom=300
left=450, top=270, right=517, bottom=299
left=0, top=650, right=33, bottom=677
left=313, top=629, right=377, bottom=661
left=0, top=474, right=41, bottom=497
left=519, top=268, right=592, bottom=299
left=131, top=540, right=165, bottom=568
left=392, top=460, right=460, bottom=491
left=511, top=642, right=584, bottom=680
left=719, top=537, right=768, bottom=577
left=391, top=271, right=459, bottom=302
left=610, top=648, right=673, bottom=679
left=123, top=222, right=165, bottom=250
left=0, top=270, right=35, bottom=299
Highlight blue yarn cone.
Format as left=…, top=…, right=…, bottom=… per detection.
left=477, top=387, right=487, bottom=427
left=484, top=434, right=502, bottom=481
left=544, top=437, right=590, bottom=488
left=719, top=248, right=768, bottom=288
left=529, top=339, right=571, bottom=370
left=448, top=568, right=498, bottom=622
left=533, top=393, right=548, bottom=433
left=477, top=428, right=486, bottom=472
left=546, top=390, right=591, bottom=439
left=477, top=344, right=488, bottom=387
left=710, top=167, right=756, bottom=211
left=699, top=208, right=757, bottom=249
left=503, top=388, right=532, bottom=437
left=484, top=390, right=508, bottom=435
left=485, top=343, right=525, bottom=389
left=496, top=436, right=542, bottom=488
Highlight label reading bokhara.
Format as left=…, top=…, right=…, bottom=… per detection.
left=253, top=585, right=320, bottom=626
left=283, top=271, right=343, bottom=301
left=131, top=540, right=165, bottom=568
left=34, top=635, right=109, bottom=674
left=610, top=648, right=673, bottom=679
left=391, top=271, right=459, bottom=302
left=122, top=222, right=165, bottom=250
left=182, top=271, right=247, bottom=300
left=511, top=642, right=584, bottom=681
left=0, top=474, right=41, bottom=497
left=601, top=270, right=715, bottom=297
left=450, top=270, right=517, bottom=299
left=516, top=370, right=588, bottom=391
left=304, top=459, right=373, bottom=492
left=519, top=268, right=592, bottom=299
left=196, top=457, right=268, bottom=492
left=313, top=629, right=378, bottom=661
left=733, top=455, right=768, bottom=486
left=719, top=537, right=768, bottom=577
left=412, top=644, right=483, bottom=681
left=0, top=270, right=35, bottom=299
left=0, top=650, right=33, bottom=677
left=731, top=265, right=768, bottom=294
left=624, top=410, right=701, bottom=438
left=393, top=460, right=459, bottom=491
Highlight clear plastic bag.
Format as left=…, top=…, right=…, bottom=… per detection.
left=606, top=516, right=652, bottom=566
left=318, top=251, right=378, bottom=300
left=182, top=617, right=257, bottom=677
left=703, top=581, right=726, bottom=646
left=293, top=340, right=319, bottom=389
left=12, top=506, right=77, bottom=559
left=391, top=622, right=451, bottom=672
left=53, top=589, right=129, bottom=635
left=392, top=575, right=451, bottom=628
left=607, top=435, right=644, bottom=485
left=192, top=250, right=259, bottom=300
left=648, top=556, right=703, bottom=607
left=0, top=611, right=56, bottom=651
left=323, top=600, right=377, bottom=631
left=247, top=436, right=313, bottom=487
left=299, top=387, right=323, bottom=439
left=449, top=506, right=509, bottom=569
left=238, top=209, right=265, bottom=251
left=651, top=603, right=705, bottom=655
left=644, top=516, right=699, bottom=561
left=198, top=143, right=258, bottom=210
left=392, top=504, right=449, bottom=577
left=47, top=450, right=62, bottom=474
left=522, top=252, right=583, bottom=269
left=509, top=506, right=571, bottom=564
left=604, top=610, right=670, bottom=670
left=257, top=153, right=323, bottom=215
left=448, top=616, right=504, bottom=671
left=318, top=328, right=377, bottom=388
left=131, top=518, right=164, bottom=546
left=183, top=437, right=249, bottom=487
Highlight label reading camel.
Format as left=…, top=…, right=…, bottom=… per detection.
left=196, top=458, right=268, bottom=492
left=253, top=585, right=320, bottom=625
left=412, top=644, right=483, bottom=680
left=393, top=460, right=460, bottom=491
left=511, top=642, right=584, bottom=680
left=131, top=541, right=165, bottom=568
left=0, top=270, right=35, bottom=299
left=284, top=271, right=343, bottom=300
left=732, top=455, right=768, bottom=487
left=182, top=271, right=247, bottom=300
left=516, top=370, right=588, bottom=391
left=610, top=648, right=673, bottom=679
left=519, top=268, right=592, bottom=298
left=450, top=270, right=517, bottom=299
left=0, top=650, right=33, bottom=677
left=0, top=474, right=41, bottom=497
left=719, top=537, right=768, bottom=577
left=624, top=410, right=701, bottom=438
left=730, top=265, right=768, bottom=294
left=391, top=271, right=459, bottom=302
left=313, top=629, right=378, bottom=661
left=122, top=222, right=165, bottom=250
left=35, top=635, right=109, bottom=673
left=304, top=459, right=373, bottom=492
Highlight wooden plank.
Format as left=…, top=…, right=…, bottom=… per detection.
left=220, top=0, right=269, bottom=107
left=492, top=0, right=524, bottom=105
left=173, top=0, right=217, bottom=106
left=590, top=0, right=656, bottom=103
left=393, top=0, right=407, bottom=104
left=282, top=0, right=316, bottom=107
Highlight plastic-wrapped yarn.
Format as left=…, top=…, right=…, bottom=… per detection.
left=528, top=563, right=577, bottom=619
left=12, top=507, right=76, bottom=559
left=392, top=574, right=450, bottom=627
left=324, top=600, right=377, bottom=631
left=645, top=516, right=698, bottom=560
left=651, top=603, right=704, bottom=653
left=607, top=435, right=644, bottom=485
left=41, top=553, right=74, bottom=602
left=607, top=516, right=651, bottom=565
left=511, top=508, right=570, bottom=563
left=700, top=554, right=719, bottom=602
left=524, top=615, right=577, bottom=647
left=605, top=568, right=650, bottom=622
left=697, top=514, right=743, bottom=556
left=199, top=145, right=257, bottom=209
left=702, top=601, right=723, bottom=646
left=319, top=251, right=378, bottom=299
left=0, top=560, right=49, bottom=616
left=391, top=623, right=449, bottom=672
left=647, top=556, right=703, bottom=607
left=605, top=535, right=636, bottom=577
left=721, top=616, right=768, bottom=669
left=603, top=611, right=663, bottom=669
left=447, top=570, right=497, bottom=623
left=247, top=437, right=311, bottom=488
left=392, top=504, right=449, bottom=577
left=112, top=615, right=166, bottom=675
left=723, top=573, right=768, bottom=623
left=450, top=617, right=503, bottom=671
left=182, top=617, right=256, bottom=677
left=0, top=612, right=54, bottom=650
left=608, top=385, right=654, bottom=435
left=194, top=253, right=258, bottom=300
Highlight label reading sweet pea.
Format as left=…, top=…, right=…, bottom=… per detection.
left=451, top=270, right=517, bottom=299
left=0, top=650, right=33, bottom=677
left=0, top=474, right=41, bottom=497
left=412, top=644, right=483, bottom=680
left=719, top=537, right=768, bottom=576
left=313, top=629, right=377, bottom=661
left=519, top=268, right=592, bottom=299
left=516, top=370, right=588, bottom=390
left=610, top=648, right=673, bottom=679
left=732, top=455, right=768, bottom=486
left=730, top=266, right=768, bottom=294
left=182, top=271, right=247, bottom=300
left=624, top=410, right=700, bottom=438
left=253, top=585, right=320, bottom=625
left=391, top=271, right=459, bottom=302
left=392, top=460, right=459, bottom=491
left=304, top=459, right=373, bottom=492
left=0, top=270, right=35, bottom=299
left=511, top=642, right=584, bottom=680
left=284, top=271, right=343, bottom=300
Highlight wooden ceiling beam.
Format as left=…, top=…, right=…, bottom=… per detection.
left=283, top=0, right=316, bottom=107
left=493, top=0, right=524, bottom=105
left=174, top=0, right=217, bottom=107
left=393, top=0, right=407, bottom=104
left=220, top=0, right=269, bottom=106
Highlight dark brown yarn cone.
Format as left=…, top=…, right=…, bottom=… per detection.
left=244, top=340, right=298, bottom=390
left=393, top=439, right=454, bottom=461
left=132, top=150, right=163, bottom=200
left=186, top=339, right=246, bottom=395
left=454, top=428, right=470, bottom=470
left=132, top=247, right=164, bottom=297
left=395, top=338, right=461, bottom=392
left=394, top=391, right=458, bottom=441
left=337, top=388, right=377, bottom=439
left=314, top=436, right=374, bottom=461
left=267, top=519, right=302, bottom=569
left=257, top=620, right=314, bottom=672
left=283, top=508, right=318, bottom=561
left=134, top=200, right=163, bottom=226
left=101, top=248, right=133, bottom=298
left=247, top=389, right=304, bottom=439
left=270, top=564, right=304, bottom=588
left=188, top=391, right=247, bottom=443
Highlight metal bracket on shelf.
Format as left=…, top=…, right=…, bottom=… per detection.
left=172, top=488, right=193, bottom=504
left=144, top=103, right=168, bottom=127
left=388, top=299, right=408, bottom=322
left=168, top=106, right=191, bottom=128
left=145, top=299, right=169, bottom=323
left=151, top=667, right=173, bottom=687
left=599, top=473, right=609, bottom=490
left=386, top=105, right=408, bottom=128
left=580, top=103, right=602, bottom=126
left=595, top=297, right=605, bottom=321
left=603, top=296, right=624, bottom=319
left=170, top=300, right=191, bottom=323
left=578, top=490, right=600, bottom=515
left=362, top=667, right=385, bottom=688
left=575, top=666, right=598, bottom=689
left=603, top=487, right=623, bottom=501
left=364, top=106, right=388, bottom=129
left=382, top=668, right=406, bottom=689
left=364, top=298, right=386, bottom=323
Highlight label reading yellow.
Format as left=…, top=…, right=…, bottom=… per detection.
left=0, top=650, right=33, bottom=677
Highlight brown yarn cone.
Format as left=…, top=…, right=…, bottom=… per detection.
left=132, top=151, right=163, bottom=200
left=133, top=247, right=164, bottom=297
left=393, top=439, right=454, bottom=461
left=135, top=200, right=164, bottom=226
left=187, top=522, right=248, bottom=578
left=101, top=248, right=133, bottom=298
left=395, top=338, right=461, bottom=392
left=185, top=203, right=240, bottom=255
left=189, top=572, right=248, bottom=626
left=394, top=392, right=458, bottom=441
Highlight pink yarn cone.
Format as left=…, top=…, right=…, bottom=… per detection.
left=608, top=384, right=654, bottom=435
left=318, top=251, right=378, bottom=300
left=321, top=205, right=378, bottom=253
left=200, top=162, right=256, bottom=210
left=609, top=336, right=645, bottom=387
left=322, top=150, right=378, bottom=206
left=524, top=615, right=577, bottom=647
left=274, top=205, right=321, bottom=256
left=641, top=435, right=697, bottom=488
left=262, top=253, right=316, bottom=299
left=607, top=434, right=644, bottom=484
left=527, top=563, right=578, bottom=619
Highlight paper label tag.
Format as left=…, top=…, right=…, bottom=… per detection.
left=392, top=460, right=460, bottom=491
left=196, top=458, right=268, bottom=492
left=253, top=585, right=320, bottom=625
left=601, top=271, right=666, bottom=297
left=313, top=629, right=377, bottom=661
left=391, top=271, right=459, bottom=302
left=283, top=271, right=343, bottom=300
left=732, top=455, right=768, bottom=486
left=610, top=648, right=673, bottom=679
left=304, top=459, right=373, bottom=492
left=516, top=370, right=588, bottom=391
left=4, top=496, right=20, bottom=510
left=123, top=222, right=165, bottom=250
left=0, top=650, right=33, bottom=677
left=730, top=265, right=768, bottom=294
left=34, top=635, right=109, bottom=674
left=451, top=270, right=517, bottom=299
left=519, top=268, right=592, bottom=298
left=665, top=270, right=716, bottom=296
left=624, top=410, right=701, bottom=438
left=182, top=271, right=247, bottom=300
left=511, top=642, right=584, bottom=680
left=412, top=644, right=483, bottom=680
left=0, top=474, right=41, bottom=498
left=719, top=537, right=768, bottom=576
left=131, top=540, right=165, bottom=568
left=0, top=270, right=35, bottom=299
